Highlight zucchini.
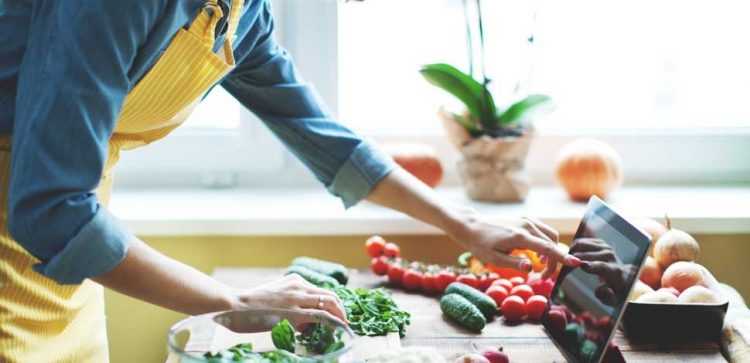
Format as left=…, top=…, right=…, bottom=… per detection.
left=444, top=282, right=498, bottom=319
left=440, top=294, right=486, bottom=332
left=285, top=265, right=341, bottom=288
left=291, top=257, right=349, bottom=285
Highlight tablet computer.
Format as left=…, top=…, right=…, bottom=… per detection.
left=541, top=196, right=651, bottom=363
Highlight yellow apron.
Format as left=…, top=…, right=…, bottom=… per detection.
left=0, top=0, right=243, bottom=361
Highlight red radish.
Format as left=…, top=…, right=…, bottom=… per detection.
left=402, top=269, right=423, bottom=291
left=509, top=276, right=525, bottom=287
left=365, top=236, right=387, bottom=257
left=479, top=347, right=510, bottom=363
left=501, top=295, right=527, bottom=323
left=457, top=274, right=480, bottom=289
left=387, top=264, right=405, bottom=285
left=420, top=273, right=438, bottom=294
left=383, top=242, right=401, bottom=258
left=435, top=271, right=457, bottom=292
left=547, top=308, right=567, bottom=333
left=485, top=286, right=509, bottom=306
left=492, top=279, right=514, bottom=291
left=526, top=295, right=548, bottom=321
left=510, top=285, right=534, bottom=302
left=370, top=256, right=390, bottom=276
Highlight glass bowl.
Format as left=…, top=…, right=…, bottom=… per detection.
left=166, top=309, right=355, bottom=362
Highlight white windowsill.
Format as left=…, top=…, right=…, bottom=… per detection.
left=109, top=186, right=750, bottom=236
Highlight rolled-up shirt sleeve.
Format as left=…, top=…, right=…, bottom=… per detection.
left=221, top=1, right=397, bottom=208
left=8, top=1, right=159, bottom=284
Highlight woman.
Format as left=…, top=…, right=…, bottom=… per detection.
left=0, top=0, right=579, bottom=361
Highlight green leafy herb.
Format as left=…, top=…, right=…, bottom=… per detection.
left=333, top=286, right=410, bottom=337
left=271, top=319, right=295, bottom=353
left=297, top=323, right=342, bottom=355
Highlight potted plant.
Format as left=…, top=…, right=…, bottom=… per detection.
left=420, top=0, right=551, bottom=202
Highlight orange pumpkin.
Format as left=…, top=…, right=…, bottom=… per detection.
left=383, top=143, right=443, bottom=188
left=555, top=139, right=624, bottom=201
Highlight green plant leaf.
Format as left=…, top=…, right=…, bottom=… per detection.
left=496, top=94, right=552, bottom=127
left=420, top=63, right=496, bottom=130
left=271, top=319, right=296, bottom=353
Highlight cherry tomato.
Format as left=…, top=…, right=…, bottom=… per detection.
left=596, top=316, right=613, bottom=330
left=478, top=272, right=500, bottom=291
left=456, top=274, right=479, bottom=289
left=370, top=256, right=390, bottom=276
left=579, top=311, right=595, bottom=327
left=365, top=236, right=387, bottom=258
left=435, top=271, right=457, bottom=292
left=526, top=295, right=548, bottom=321
left=387, top=264, right=405, bottom=285
left=420, top=273, right=438, bottom=294
left=383, top=242, right=401, bottom=258
left=509, top=276, right=525, bottom=287
left=402, top=269, right=423, bottom=291
left=510, top=284, right=534, bottom=302
left=485, top=285, right=509, bottom=306
left=547, top=308, right=568, bottom=333
left=492, top=279, right=514, bottom=292
left=501, top=295, right=527, bottom=323
left=528, top=276, right=555, bottom=298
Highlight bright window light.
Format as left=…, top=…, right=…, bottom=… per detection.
left=339, top=0, right=750, bottom=133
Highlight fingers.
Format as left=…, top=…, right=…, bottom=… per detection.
left=595, top=285, right=617, bottom=306
left=569, top=238, right=609, bottom=253
left=522, top=217, right=559, bottom=242
left=296, top=293, right=348, bottom=324
left=486, top=251, right=530, bottom=272
left=511, top=231, right=580, bottom=268
left=573, top=249, right=616, bottom=263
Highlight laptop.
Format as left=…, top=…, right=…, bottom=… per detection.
left=541, top=196, right=651, bottom=363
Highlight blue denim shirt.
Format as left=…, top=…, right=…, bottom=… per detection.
left=0, top=0, right=395, bottom=285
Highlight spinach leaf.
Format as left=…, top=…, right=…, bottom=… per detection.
left=271, top=319, right=295, bottom=353
left=332, top=286, right=410, bottom=337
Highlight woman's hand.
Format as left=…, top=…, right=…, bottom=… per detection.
left=232, top=274, right=348, bottom=326
left=448, top=208, right=581, bottom=279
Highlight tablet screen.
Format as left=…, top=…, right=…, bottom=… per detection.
left=542, top=197, right=651, bottom=363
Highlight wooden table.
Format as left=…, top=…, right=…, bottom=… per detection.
left=212, top=268, right=726, bottom=362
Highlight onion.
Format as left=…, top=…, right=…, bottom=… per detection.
left=653, top=216, right=700, bottom=268
left=678, top=286, right=721, bottom=304
left=639, top=256, right=662, bottom=289
left=661, top=261, right=706, bottom=292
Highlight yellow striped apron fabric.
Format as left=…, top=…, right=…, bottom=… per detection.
left=0, top=0, right=242, bottom=361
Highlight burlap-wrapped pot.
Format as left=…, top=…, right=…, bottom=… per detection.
left=440, top=108, right=533, bottom=202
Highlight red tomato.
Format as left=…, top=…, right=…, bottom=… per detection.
left=509, top=276, right=525, bottom=287
left=485, top=285, right=509, bottom=306
left=365, top=236, right=387, bottom=258
left=596, top=316, right=613, bottom=330
left=420, top=273, right=438, bottom=294
left=435, top=271, right=457, bottom=292
left=579, top=311, right=595, bottom=327
left=370, top=256, right=390, bottom=276
left=528, top=277, right=555, bottom=298
left=510, top=284, right=534, bottom=302
left=501, top=295, right=527, bottom=323
left=456, top=274, right=479, bottom=289
left=402, top=269, right=423, bottom=291
left=387, top=264, right=405, bottom=285
left=478, top=272, right=500, bottom=291
left=383, top=242, right=401, bottom=258
left=547, top=308, right=568, bottom=333
left=492, top=279, right=514, bottom=291
left=525, top=295, right=548, bottom=321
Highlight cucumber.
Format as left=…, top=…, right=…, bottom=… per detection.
left=291, top=257, right=349, bottom=285
left=440, top=293, right=486, bottom=332
left=444, top=282, right=498, bottom=319
left=285, top=265, right=341, bottom=288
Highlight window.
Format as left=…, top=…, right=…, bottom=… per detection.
left=116, top=0, right=750, bottom=189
